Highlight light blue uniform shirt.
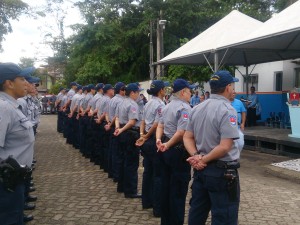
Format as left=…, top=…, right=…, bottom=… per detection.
left=0, top=92, right=35, bottom=167
left=116, top=97, right=139, bottom=125
left=186, top=94, right=240, bottom=161
left=231, top=98, right=246, bottom=125
left=247, top=93, right=258, bottom=108
left=97, top=95, right=111, bottom=116
left=67, top=89, right=76, bottom=101
left=90, top=93, right=102, bottom=110
left=108, top=94, right=124, bottom=122
left=190, top=95, right=200, bottom=107
left=142, top=96, right=164, bottom=132
left=159, top=96, right=191, bottom=139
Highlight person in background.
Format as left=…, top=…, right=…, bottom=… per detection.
left=230, top=91, right=246, bottom=131
left=190, top=91, right=200, bottom=108
left=41, top=93, right=49, bottom=114
left=48, top=94, right=56, bottom=114
left=200, top=94, right=205, bottom=103
left=140, top=93, right=148, bottom=105
left=246, top=86, right=258, bottom=127
left=205, top=91, right=210, bottom=100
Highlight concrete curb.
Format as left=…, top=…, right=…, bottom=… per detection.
left=265, top=165, right=300, bottom=184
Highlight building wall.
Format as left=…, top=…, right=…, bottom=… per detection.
left=235, top=60, right=300, bottom=92
left=283, top=60, right=300, bottom=90
left=235, top=61, right=283, bottom=92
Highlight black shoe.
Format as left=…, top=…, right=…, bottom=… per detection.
left=153, top=211, right=161, bottom=218
left=24, top=214, right=34, bottom=223
left=26, top=195, right=37, bottom=202
left=124, top=194, right=142, bottom=199
left=28, top=186, right=36, bottom=192
left=24, top=202, right=36, bottom=210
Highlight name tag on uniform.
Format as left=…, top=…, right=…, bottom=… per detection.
left=20, top=117, right=29, bottom=123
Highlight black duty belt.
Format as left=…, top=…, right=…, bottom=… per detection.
left=210, top=160, right=240, bottom=169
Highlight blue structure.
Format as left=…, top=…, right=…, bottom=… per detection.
left=236, top=92, right=290, bottom=126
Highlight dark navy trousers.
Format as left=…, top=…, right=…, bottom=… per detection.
left=160, top=146, right=191, bottom=225
left=0, top=182, right=25, bottom=225
left=117, top=130, right=140, bottom=195
left=141, top=137, right=162, bottom=215
left=188, top=165, right=240, bottom=225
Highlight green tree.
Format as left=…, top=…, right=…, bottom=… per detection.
left=57, top=0, right=282, bottom=85
left=0, top=0, right=29, bottom=51
left=19, top=57, right=35, bottom=68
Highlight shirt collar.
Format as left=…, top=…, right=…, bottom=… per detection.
left=0, top=91, right=20, bottom=108
left=210, top=94, right=231, bottom=103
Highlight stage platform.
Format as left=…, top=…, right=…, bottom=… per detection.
left=243, top=126, right=300, bottom=157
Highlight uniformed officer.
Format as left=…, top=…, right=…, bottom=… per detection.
left=0, top=63, right=36, bottom=224
left=184, top=70, right=240, bottom=225
left=17, top=76, right=40, bottom=135
left=17, top=76, right=39, bottom=213
left=135, top=80, right=169, bottom=217
left=79, top=84, right=95, bottom=156
left=114, top=83, right=142, bottom=198
left=88, top=83, right=104, bottom=163
left=156, top=78, right=195, bottom=225
left=105, top=82, right=126, bottom=181
left=55, top=88, right=66, bottom=133
left=62, top=82, right=78, bottom=143
left=68, top=85, right=83, bottom=148
left=59, top=89, right=68, bottom=135
left=95, top=84, right=114, bottom=172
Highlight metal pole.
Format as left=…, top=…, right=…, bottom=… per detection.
left=149, top=20, right=154, bottom=80
left=156, top=18, right=161, bottom=79
left=161, top=21, right=164, bottom=77
left=214, top=51, right=219, bottom=72
left=246, top=66, right=249, bottom=97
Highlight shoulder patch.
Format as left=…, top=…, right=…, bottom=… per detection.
left=157, top=107, right=162, bottom=116
left=229, top=115, right=237, bottom=125
left=131, top=106, right=137, bottom=114
left=182, top=111, right=189, bottom=121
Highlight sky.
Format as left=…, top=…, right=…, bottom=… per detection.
left=0, top=0, right=84, bottom=67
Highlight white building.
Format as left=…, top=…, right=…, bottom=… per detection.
left=234, top=60, right=300, bottom=93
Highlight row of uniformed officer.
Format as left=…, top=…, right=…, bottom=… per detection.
left=57, top=82, right=145, bottom=198
left=0, top=63, right=37, bottom=224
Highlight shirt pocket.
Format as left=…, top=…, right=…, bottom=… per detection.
left=11, top=121, right=34, bottom=142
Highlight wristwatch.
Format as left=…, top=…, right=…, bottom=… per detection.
left=192, top=151, right=199, bottom=156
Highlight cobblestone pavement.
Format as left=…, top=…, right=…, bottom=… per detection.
left=29, top=115, right=300, bottom=225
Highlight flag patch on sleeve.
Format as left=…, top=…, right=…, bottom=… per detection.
left=229, top=115, right=237, bottom=125
left=182, top=112, right=189, bottom=121
left=131, top=107, right=137, bottom=113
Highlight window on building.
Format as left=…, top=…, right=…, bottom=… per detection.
left=274, top=71, right=283, bottom=91
left=295, top=68, right=300, bottom=88
left=243, top=74, right=258, bottom=92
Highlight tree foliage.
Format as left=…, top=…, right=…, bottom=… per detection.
left=46, top=0, right=283, bottom=85
left=0, top=0, right=29, bottom=51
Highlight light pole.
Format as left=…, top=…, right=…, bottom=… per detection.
left=157, top=19, right=167, bottom=79
left=149, top=20, right=154, bottom=81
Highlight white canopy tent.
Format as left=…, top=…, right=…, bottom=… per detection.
left=158, top=0, right=300, bottom=68
left=157, top=10, right=262, bottom=70
left=219, top=0, right=300, bottom=66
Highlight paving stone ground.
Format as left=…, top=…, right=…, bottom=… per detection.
left=29, top=115, right=300, bottom=225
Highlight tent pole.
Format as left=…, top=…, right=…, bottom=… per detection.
left=214, top=52, right=219, bottom=72
left=246, top=66, right=249, bottom=97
